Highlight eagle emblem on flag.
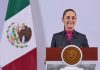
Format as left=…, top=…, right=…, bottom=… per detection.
left=7, top=23, right=32, bottom=48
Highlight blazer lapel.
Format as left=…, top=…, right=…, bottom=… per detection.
left=70, top=31, right=78, bottom=45
left=62, top=31, right=69, bottom=47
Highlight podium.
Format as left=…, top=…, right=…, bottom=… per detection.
left=46, top=47, right=98, bottom=70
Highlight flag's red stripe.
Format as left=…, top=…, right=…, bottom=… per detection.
left=2, top=48, right=37, bottom=70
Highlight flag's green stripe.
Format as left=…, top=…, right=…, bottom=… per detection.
left=5, top=0, right=30, bottom=20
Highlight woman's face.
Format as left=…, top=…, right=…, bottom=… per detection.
left=62, top=11, right=76, bottom=31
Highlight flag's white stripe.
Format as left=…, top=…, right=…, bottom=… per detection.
left=0, top=5, right=36, bottom=67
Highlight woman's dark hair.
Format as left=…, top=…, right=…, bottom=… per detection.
left=63, top=9, right=76, bottom=19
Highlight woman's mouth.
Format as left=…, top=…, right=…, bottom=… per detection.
left=68, top=27, right=73, bottom=29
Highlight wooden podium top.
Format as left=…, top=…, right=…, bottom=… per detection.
left=46, top=47, right=98, bottom=61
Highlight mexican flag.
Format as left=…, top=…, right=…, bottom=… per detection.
left=0, top=0, right=37, bottom=70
